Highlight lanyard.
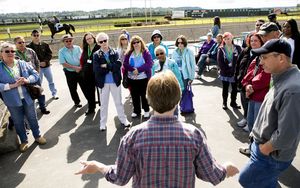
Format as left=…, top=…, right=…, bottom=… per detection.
left=16, top=50, right=28, bottom=62
left=2, top=60, right=17, bottom=78
left=88, top=44, right=95, bottom=58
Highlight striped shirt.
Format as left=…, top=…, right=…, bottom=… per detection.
left=105, top=116, right=226, bottom=187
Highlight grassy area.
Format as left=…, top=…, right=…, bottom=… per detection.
left=1, top=15, right=299, bottom=40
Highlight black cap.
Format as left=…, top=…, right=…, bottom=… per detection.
left=252, top=39, right=291, bottom=57
left=31, top=29, right=39, bottom=34
left=257, top=22, right=279, bottom=35
left=268, top=13, right=276, bottom=20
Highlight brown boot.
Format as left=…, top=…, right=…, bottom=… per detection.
left=35, top=136, right=47, bottom=145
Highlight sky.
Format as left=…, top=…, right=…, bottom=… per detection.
left=0, top=0, right=298, bottom=14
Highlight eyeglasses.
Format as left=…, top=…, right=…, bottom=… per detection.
left=33, top=34, right=40, bottom=37
left=64, top=40, right=72, bottom=43
left=98, top=39, right=107, bottom=44
left=86, top=37, right=93, bottom=41
left=132, top=41, right=140, bottom=45
left=155, top=52, right=164, bottom=57
left=256, top=24, right=263, bottom=27
left=17, top=41, right=25, bottom=44
left=121, top=38, right=128, bottom=41
left=3, top=50, right=16, bottom=54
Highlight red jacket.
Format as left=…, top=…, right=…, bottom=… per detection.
left=241, top=59, right=271, bottom=102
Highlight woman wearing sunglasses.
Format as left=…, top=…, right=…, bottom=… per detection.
left=123, top=35, right=153, bottom=118
left=0, top=42, right=46, bottom=152
left=93, top=32, right=129, bottom=131
left=172, top=35, right=196, bottom=90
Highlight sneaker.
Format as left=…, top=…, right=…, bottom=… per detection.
left=239, top=147, right=251, bottom=157
left=52, top=95, right=59, bottom=100
left=196, top=75, right=202, bottom=80
left=144, top=111, right=150, bottom=118
left=237, top=118, right=247, bottom=127
left=243, top=125, right=250, bottom=132
left=35, top=136, right=47, bottom=145
left=230, top=102, right=241, bottom=109
left=74, top=103, right=82, bottom=108
left=100, top=125, right=106, bottom=131
left=19, top=142, right=29, bottom=153
left=121, top=123, right=131, bottom=128
left=131, top=113, right=138, bottom=118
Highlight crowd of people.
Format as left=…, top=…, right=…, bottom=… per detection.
left=1, top=14, right=300, bottom=187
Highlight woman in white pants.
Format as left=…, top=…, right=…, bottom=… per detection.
left=93, top=32, right=129, bottom=131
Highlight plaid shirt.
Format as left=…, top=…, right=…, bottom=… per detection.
left=105, top=116, right=226, bottom=187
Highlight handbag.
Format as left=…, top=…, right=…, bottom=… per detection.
left=180, top=85, right=194, bottom=113
left=122, top=72, right=129, bottom=88
left=25, top=84, right=44, bottom=99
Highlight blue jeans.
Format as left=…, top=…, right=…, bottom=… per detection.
left=197, top=54, right=208, bottom=76
left=40, top=66, right=57, bottom=97
left=247, top=100, right=262, bottom=131
left=239, top=142, right=292, bottom=188
left=7, top=100, right=41, bottom=143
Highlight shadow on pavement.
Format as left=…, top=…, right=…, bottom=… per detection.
left=279, top=164, right=300, bottom=188
left=0, top=142, right=38, bottom=188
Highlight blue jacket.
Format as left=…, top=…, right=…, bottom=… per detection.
left=148, top=42, right=169, bottom=60
left=172, top=48, right=196, bottom=80
left=152, top=58, right=184, bottom=91
left=93, top=48, right=122, bottom=89
left=0, top=60, right=40, bottom=107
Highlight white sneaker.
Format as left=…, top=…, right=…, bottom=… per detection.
left=237, top=118, right=247, bottom=127
left=243, top=125, right=250, bottom=132
left=131, top=113, right=138, bottom=118
left=52, top=95, right=59, bottom=100
left=99, top=125, right=106, bottom=131
left=144, top=111, right=150, bottom=118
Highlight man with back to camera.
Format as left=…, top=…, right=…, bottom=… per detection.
left=239, top=39, right=300, bottom=187
left=27, top=29, right=58, bottom=100
left=75, top=71, right=239, bottom=188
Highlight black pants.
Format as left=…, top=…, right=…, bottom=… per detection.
left=64, top=69, right=86, bottom=105
left=240, top=90, right=249, bottom=118
left=128, top=78, right=149, bottom=115
left=82, top=68, right=96, bottom=110
left=222, top=81, right=238, bottom=105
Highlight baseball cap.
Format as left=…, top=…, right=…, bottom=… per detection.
left=61, top=34, right=74, bottom=42
left=268, top=13, right=277, bottom=20
left=251, top=39, right=291, bottom=57
left=257, top=22, right=279, bottom=35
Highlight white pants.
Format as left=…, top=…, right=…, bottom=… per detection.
left=99, top=83, right=127, bottom=128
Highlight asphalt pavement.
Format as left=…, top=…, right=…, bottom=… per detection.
left=0, top=61, right=299, bottom=188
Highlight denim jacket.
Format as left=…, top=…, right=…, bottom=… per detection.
left=0, top=60, right=39, bottom=107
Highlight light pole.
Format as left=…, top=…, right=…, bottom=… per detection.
left=130, top=0, right=133, bottom=22
left=145, top=0, right=148, bottom=24
left=149, top=0, right=152, bottom=24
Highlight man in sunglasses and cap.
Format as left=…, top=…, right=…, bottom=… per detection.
left=59, top=34, right=85, bottom=108
left=239, top=39, right=300, bottom=187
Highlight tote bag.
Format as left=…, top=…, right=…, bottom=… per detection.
left=180, top=85, right=194, bottom=113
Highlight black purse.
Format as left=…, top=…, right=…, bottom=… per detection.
left=122, top=72, right=129, bottom=88
left=25, top=84, right=43, bottom=99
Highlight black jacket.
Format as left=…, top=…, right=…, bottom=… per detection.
left=27, top=42, right=52, bottom=68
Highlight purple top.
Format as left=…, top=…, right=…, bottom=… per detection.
left=105, top=116, right=227, bottom=188
left=123, top=49, right=153, bottom=79
left=198, top=40, right=215, bottom=56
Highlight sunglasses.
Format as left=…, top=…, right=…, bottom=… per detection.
left=98, top=39, right=107, bottom=44
left=156, top=52, right=164, bottom=57
left=3, top=50, right=16, bottom=54
left=132, top=41, right=140, bottom=45
left=33, top=34, right=40, bottom=37
left=153, top=35, right=160, bottom=39
left=121, top=38, right=128, bottom=41
left=177, top=41, right=184, bottom=45
left=65, top=40, right=72, bottom=43
left=256, top=24, right=263, bottom=27
left=17, top=41, right=25, bottom=44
